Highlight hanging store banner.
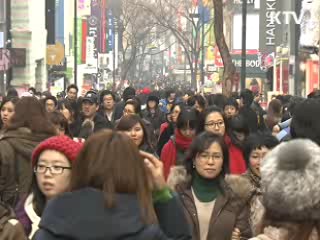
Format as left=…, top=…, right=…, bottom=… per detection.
left=86, top=36, right=95, bottom=66
left=76, top=18, right=82, bottom=65
left=107, top=9, right=114, bottom=52
left=0, top=32, right=3, bottom=48
left=88, top=0, right=101, bottom=57
left=78, top=0, right=91, bottom=16
left=81, top=19, right=88, bottom=64
left=55, top=0, right=64, bottom=44
left=100, top=0, right=107, bottom=53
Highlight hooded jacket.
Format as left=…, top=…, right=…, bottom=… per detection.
left=167, top=166, right=252, bottom=240
left=34, top=187, right=192, bottom=240
left=142, top=108, right=166, bottom=138
left=0, top=128, right=52, bottom=207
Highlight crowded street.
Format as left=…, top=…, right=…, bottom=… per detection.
left=0, top=0, right=320, bottom=240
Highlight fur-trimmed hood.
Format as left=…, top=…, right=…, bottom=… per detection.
left=167, top=166, right=253, bottom=202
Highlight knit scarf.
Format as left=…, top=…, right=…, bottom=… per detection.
left=175, top=129, right=193, bottom=150
left=162, top=129, right=193, bottom=179
left=192, top=171, right=222, bottom=202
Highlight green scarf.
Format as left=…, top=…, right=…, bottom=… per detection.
left=192, top=171, right=222, bottom=202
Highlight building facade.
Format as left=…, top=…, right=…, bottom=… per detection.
left=10, top=0, right=47, bottom=91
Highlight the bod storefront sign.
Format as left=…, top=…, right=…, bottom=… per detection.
left=231, top=54, right=264, bottom=75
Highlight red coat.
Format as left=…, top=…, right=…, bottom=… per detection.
left=225, top=135, right=247, bottom=174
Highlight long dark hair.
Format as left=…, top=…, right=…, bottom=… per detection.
left=7, top=97, right=56, bottom=135
left=71, top=130, right=157, bottom=224
left=176, top=107, right=198, bottom=131
left=57, top=99, right=79, bottom=123
left=185, top=132, right=229, bottom=177
left=48, top=111, right=72, bottom=137
left=227, top=114, right=249, bottom=148
left=0, top=97, right=19, bottom=129
left=116, top=115, right=154, bottom=151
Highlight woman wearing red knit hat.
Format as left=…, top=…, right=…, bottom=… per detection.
left=14, top=136, right=83, bottom=239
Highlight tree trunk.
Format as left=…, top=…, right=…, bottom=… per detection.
left=213, top=0, right=235, bottom=97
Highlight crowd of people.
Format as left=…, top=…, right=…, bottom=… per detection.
left=0, top=84, right=320, bottom=240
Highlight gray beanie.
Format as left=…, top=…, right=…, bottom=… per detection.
left=261, top=139, right=320, bottom=221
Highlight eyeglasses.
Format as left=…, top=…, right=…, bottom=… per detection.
left=199, top=153, right=223, bottom=161
left=123, top=109, right=135, bottom=115
left=205, top=121, right=225, bottom=128
left=34, top=165, right=72, bottom=175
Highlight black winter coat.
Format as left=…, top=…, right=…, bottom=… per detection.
left=34, top=188, right=192, bottom=240
left=75, top=114, right=112, bottom=139
left=142, top=108, right=166, bottom=138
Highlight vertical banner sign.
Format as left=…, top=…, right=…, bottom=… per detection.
left=55, top=0, right=65, bottom=44
left=77, top=18, right=82, bottom=65
left=88, top=0, right=101, bottom=59
left=81, top=19, right=88, bottom=63
left=101, top=0, right=107, bottom=53
left=86, top=36, right=95, bottom=65
left=107, top=9, right=114, bottom=52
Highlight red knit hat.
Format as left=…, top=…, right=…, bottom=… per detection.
left=32, top=136, right=83, bottom=167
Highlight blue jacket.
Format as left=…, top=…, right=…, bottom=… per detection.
left=34, top=188, right=192, bottom=240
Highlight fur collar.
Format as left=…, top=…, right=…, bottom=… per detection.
left=167, top=166, right=253, bottom=202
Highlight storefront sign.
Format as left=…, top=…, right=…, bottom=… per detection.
left=231, top=54, right=265, bottom=75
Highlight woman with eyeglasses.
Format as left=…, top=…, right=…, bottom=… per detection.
left=15, top=136, right=83, bottom=239
left=167, top=132, right=252, bottom=240
left=199, top=106, right=249, bottom=174
left=34, top=130, right=192, bottom=240
left=161, top=107, right=198, bottom=179
left=198, top=106, right=226, bottom=137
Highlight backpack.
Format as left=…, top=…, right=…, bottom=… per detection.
left=0, top=201, right=27, bottom=240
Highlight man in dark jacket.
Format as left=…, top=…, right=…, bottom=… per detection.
left=114, top=87, right=136, bottom=121
left=239, top=89, right=258, bottom=133
left=98, top=90, right=116, bottom=128
left=76, top=91, right=112, bottom=139
left=251, top=92, right=266, bottom=130
left=142, top=95, right=166, bottom=139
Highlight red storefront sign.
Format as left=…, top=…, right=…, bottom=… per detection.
left=81, top=19, right=88, bottom=64
left=306, top=59, right=319, bottom=95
